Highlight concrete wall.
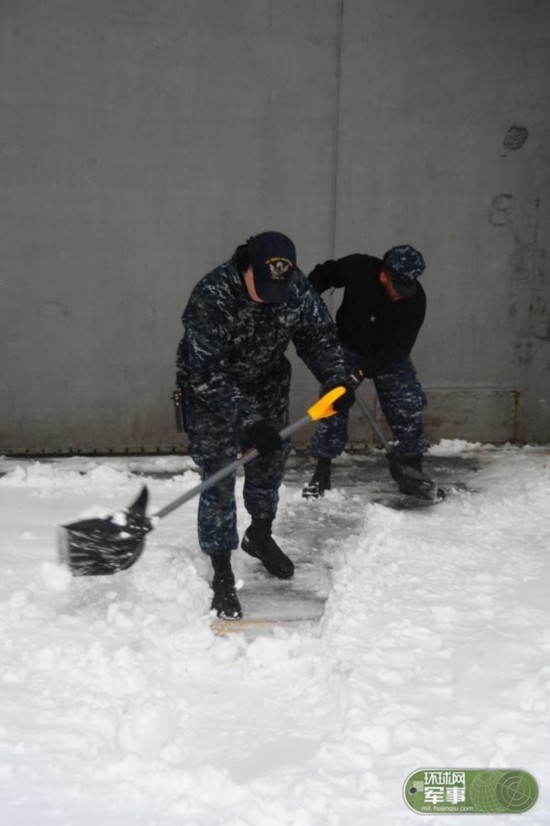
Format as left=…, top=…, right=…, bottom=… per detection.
left=1, top=0, right=549, bottom=455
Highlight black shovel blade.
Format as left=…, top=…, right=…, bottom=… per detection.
left=58, top=486, right=154, bottom=576
left=387, top=452, right=444, bottom=503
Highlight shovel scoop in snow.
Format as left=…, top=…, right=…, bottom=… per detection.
left=58, top=486, right=153, bottom=576
left=352, top=372, right=444, bottom=503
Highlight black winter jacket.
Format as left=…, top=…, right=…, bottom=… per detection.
left=309, top=254, right=426, bottom=377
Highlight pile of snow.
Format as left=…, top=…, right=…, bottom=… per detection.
left=0, top=445, right=549, bottom=824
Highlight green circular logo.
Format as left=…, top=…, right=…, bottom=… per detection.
left=496, top=770, right=539, bottom=813
left=470, top=771, right=502, bottom=813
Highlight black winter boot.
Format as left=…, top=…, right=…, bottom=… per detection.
left=210, top=553, right=242, bottom=620
left=403, top=454, right=423, bottom=474
left=302, top=457, right=332, bottom=499
left=241, top=519, right=294, bottom=579
left=397, top=453, right=444, bottom=501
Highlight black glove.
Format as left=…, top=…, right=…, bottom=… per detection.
left=322, top=380, right=356, bottom=413
left=247, top=420, right=283, bottom=456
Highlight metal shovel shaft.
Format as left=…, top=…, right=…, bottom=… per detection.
left=155, top=414, right=311, bottom=520
left=354, top=388, right=393, bottom=452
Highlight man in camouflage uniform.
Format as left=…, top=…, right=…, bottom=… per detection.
left=177, top=231, right=354, bottom=620
left=303, top=244, right=433, bottom=498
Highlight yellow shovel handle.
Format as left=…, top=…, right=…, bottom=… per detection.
left=306, top=385, right=346, bottom=421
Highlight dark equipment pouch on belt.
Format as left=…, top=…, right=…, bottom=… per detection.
left=172, top=386, right=186, bottom=432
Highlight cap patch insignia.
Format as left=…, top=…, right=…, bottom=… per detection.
left=266, top=257, right=293, bottom=281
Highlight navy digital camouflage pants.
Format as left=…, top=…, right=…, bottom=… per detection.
left=185, top=361, right=291, bottom=556
left=312, top=348, right=428, bottom=459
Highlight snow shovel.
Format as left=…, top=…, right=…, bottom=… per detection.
left=353, top=384, right=443, bottom=502
left=58, top=385, right=348, bottom=577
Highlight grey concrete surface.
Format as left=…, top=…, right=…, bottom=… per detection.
left=1, top=0, right=549, bottom=454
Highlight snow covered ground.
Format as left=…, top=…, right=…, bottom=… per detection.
left=0, top=443, right=549, bottom=825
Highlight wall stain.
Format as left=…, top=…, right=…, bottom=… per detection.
left=503, top=125, right=529, bottom=151
left=43, top=301, right=71, bottom=317
left=488, top=193, right=513, bottom=226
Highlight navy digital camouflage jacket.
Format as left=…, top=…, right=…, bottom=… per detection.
left=177, top=255, right=347, bottom=430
